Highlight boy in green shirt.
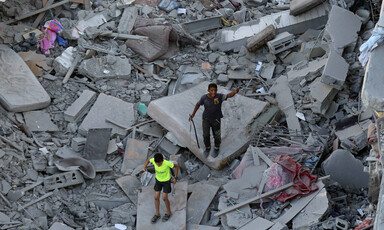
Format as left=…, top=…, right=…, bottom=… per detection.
left=140, top=153, right=179, bottom=223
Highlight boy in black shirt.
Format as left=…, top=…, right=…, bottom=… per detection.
left=189, top=83, right=239, bottom=157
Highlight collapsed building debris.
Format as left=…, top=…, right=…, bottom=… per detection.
left=0, top=0, right=382, bottom=229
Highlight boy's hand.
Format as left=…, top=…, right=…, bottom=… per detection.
left=173, top=178, right=177, bottom=184
left=139, top=168, right=146, bottom=173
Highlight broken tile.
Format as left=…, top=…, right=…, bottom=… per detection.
left=23, top=110, right=59, bottom=132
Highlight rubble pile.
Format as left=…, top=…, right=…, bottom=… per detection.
left=0, top=0, right=383, bottom=229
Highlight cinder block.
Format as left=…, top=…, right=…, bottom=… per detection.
left=71, top=137, right=87, bottom=152
left=320, top=50, right=349, bottom=90
left=310, top=78, right=338, bottom=114
left=44, top=171, right=84, bottom=191
left=267, top=32, right=296, bottom=54
left=64, top=90, right=96, bottom=123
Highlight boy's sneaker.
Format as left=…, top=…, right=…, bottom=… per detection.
left=203, top=148, right=210, bottom=157
left=211, top=148, right=219, bottom=158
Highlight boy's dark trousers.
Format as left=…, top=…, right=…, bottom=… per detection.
left=202, top=119, right=221, bottom=150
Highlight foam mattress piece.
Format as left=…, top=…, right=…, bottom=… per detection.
left=0, top=45, right=50, bottom=112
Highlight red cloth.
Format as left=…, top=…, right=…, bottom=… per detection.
left=354, top=219, right=372, bottom=230
left=273, top=154, right=318, bottom=202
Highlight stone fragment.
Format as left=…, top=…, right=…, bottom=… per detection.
left=79, top=93, right=135, bottom=136
left=116, top=175, right=141, bottom=205
left=53, top=47, right=74, bottom=77
left=322, top=149, right=369, bottom=189
left=24, top=110, right=59, bottom=132
left=217, top=74, right=229, bottom=83
left=187, top=225, right=220, bottom=230
left=267, top=32, right=297, bottom=54
left=147, top=82, right=268, bottom=170
left=71, top=137, right=87, bottom=152
left=117, top=7, right=137, bottom=34
left=49, top=222, right=75, bottom=230
left=320, top=50, right=349, bottom=90
left=64, top=90, right=96, bottom=123
left=182, top=16, right=223, bottom=34
left=335, top=123, right=368, bottom=153
left=191, top=165, right=210, bottom=182
left=309, top=78, right=338, bottom=114
left=0, top=45, right=50, bottom=112
left=290, top=0, right=323, bottom=16
left=322, top=6, right=361, bottom=54
left=187, top=183, right=219, bottom=224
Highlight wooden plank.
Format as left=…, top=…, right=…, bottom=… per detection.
left=215, top=182, right=294, bottom=217
left=62, top=54, right=81, bottom=84
left=32, top=0, right=54, bottom=28
left=3, top=0, right=70, bottom=25
left=272, top=182, right=325, bottom=226
left=187, top=183, right=219, bottom=225
left=254, top=147, right=273, bottom=166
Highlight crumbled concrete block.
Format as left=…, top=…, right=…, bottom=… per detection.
left=309, top=78, right=338, bottom=114
left=320, top=50, right=349, bottom=90
left=64, top=90, right=97, bottom=123
left=290, top=0, right=323, bottom=16
left=228, top=69, right=252, bottom=80
left=300, top=41, right=326, bottom=59
left=158, top=137, right=180, bottom=156
left=210, top=4, right=330, bottom=51
left=335, top=123, right=368, bottom=153
left=322, top=149, right=369, bottom=189
left=147, top=82, right=268, bottom=170
left=187, top=183, right=219, bottom=225
left=182, top=16, right=223, bottom=34
left=49, top=222, right=75, bottom=230
left=287, top=58, right=327, bottom=92
left=260, top=63, right=276, bottom=80
left=269, top=223, right=289, bottom=230
left=217, top=74, right=229, bottom=83
left=71, top=137, right=87, bottom=152
left=322, top=6, right=362, bottom=54
left=191, top=165, right=210, bottom=182
left=267, top=32, right=296, bottom=54
left=117, top=6, right=137, bottom=34
left=24, top=110, right=59, bottom=132
left=44, top=171, right=85, bottom=191
left=79, top=93, right=135, bottom=136
left=53, top=47, right=74, bottom=77
left=0, top=45, right=51, bottom=112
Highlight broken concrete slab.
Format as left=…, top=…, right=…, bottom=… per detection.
left=335, top=123, right=368, bottom=153
left=0, top=45, right=50, bottom=112
left=210, top=4, right=330, bottom=51
left=78, top=55, right=132, bottom=81
left=55, top=157, right=96, bottom=179
left=269, top=76, right=302, bottom=137
left=187, top=183, right=219, bottom=225
left=79, top=93, right=135, bottom=137
left=287, top=58, right=327, bottom=92
left=23, top=110, right=59, bottom=132
left=158, top=137, right=181, bottom=156
left=84, top=128, right=112, bottom=172
left=239, top=217, right=274, bottom=230
left=49, top=222, right=75, bottom=230
left=260, top=63, right=276, bottom=80
left=322, top=5, right=361, bottom=54
left=117, top=6, right=138, bottom=34
left=182, top=16, right=223, bottom=34
left=187, top=225, right=220, bottom=230
left=320, top=50, right=349, bottom=90
left=116, top=175, right=141, bottom=205
left=322, top=149, right=369, bottom=189
left=309, top=78, right=338, bottom=115
left=147, top=81, right=269, bottom=170
left=64, top=90, right=97, bottom=123
left=137, top=181, right=188, bottom=230
left=290, top=0, right=323, bottom=16
left=292, top=187, right=330, bottom=229
left=218, top=195, right=252, bottom=229
left=228, top=69, right=253, bottom=80
left=121, top=139, right=150, bottom=174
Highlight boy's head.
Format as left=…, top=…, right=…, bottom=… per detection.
left=208, top=83, right=218, bottom=98
left=154, top=153, right=164, bottom=166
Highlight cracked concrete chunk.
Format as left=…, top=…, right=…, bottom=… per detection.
left=322, top=5, right=361, bottom=54
left=309, top=78, right=338, bottom=114
left=290, top=0, right=323, bottom=16
left=24, top=110, right=59, bottom=132
left=320, top=50, right=349, bottom=90
left=79, top=93, right=135, bottom=136
left=64, top=90, right=96, bottom=123
left=187, top=183, right=219, bottom=225
left=49, top=222, right=75, bottom=230
left=78, top=55, right=132, bottom=80
left=0, top=45, right=50, bottom=112
left=147, top=81, right=268, bottom=170
left=322, top=149, right=369, bottom=189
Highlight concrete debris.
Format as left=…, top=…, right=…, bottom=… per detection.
left=0, top=45, right=51, bottom=112
left=210, top=4, right=330, bottom=51
left=147, top=81, right=268, bottom=170
left=0, top=0, right=380, bottom=228
left=322, top=149, right=369, bottom=189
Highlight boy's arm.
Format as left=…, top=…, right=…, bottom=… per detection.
left=189, top=103, right=200, bottom=121
left=173, top=164, right=179, bottom=184
left=227, top=86, right=239, bottom=99
left=140, top=159, right=151, bottom=172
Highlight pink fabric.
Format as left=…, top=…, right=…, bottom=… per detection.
left=40, top=28, right=57, bottom=56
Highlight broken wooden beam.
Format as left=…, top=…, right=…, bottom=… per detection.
left=98, top=31, right=148, bottom=40
left=2, top=0, right=70, bottom=25
left=62, top=54, right=82, bottom=84
left=32, top=0, right=54, bottom=28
